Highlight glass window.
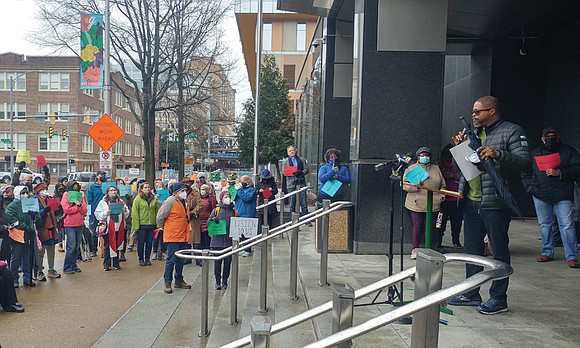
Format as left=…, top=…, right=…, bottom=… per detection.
left=39, top=73, right=70, bottom=91
left=125, top=142, right=131, bottom=156
left=83, top=89, right=94, bottom=96
left=39, top=134, right=66, bottom=151
left=0, top=103, right=26, bottom=120
left=125, top=119, right=132, bottom=134
left=297, top=23, right=307, bottom=51
left=134, top=144, right=141, bottom=157
left=82, top=135, right=94, bottom=153
left=0, top=133, right=25, bottom=150
left=262, top=23, right=272, bottom=51
left=0, top=72, right=26, bottom=91
left=115, top=91, right=123, bottom=106
left=134, top=123, right=141, bottom=136
left=38, top=103, right=70, bottom=122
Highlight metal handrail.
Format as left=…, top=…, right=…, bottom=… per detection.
left=255, top=185, right=309, bottom=210
left=175, top=201, right=349, bottom=262
left=222, top=253, right=513, bottom=348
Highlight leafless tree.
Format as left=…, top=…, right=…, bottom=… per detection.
left=31, top=0, right=232, bottom=183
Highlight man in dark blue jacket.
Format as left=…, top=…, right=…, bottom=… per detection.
left=86, top=170, right=106, bottom=256
left=522, top=128, right=580, bottom=269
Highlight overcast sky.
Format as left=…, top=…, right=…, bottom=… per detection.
left=0, top=0, right=252, bottom=116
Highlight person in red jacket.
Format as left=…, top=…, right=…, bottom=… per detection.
left=60, top=181, right=88, bottom=274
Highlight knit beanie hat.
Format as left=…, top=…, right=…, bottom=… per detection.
left=416, top=147, right=432, bottom=158
left=219, top=190, right=230, bottom=203
left=34, top=183, right=48, bottom=194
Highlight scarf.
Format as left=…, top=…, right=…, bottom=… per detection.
left=106, top=201, right=125, bottom=257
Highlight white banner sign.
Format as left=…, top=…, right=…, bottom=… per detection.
left=229, top=217, right=259, bottom=239
left=128, top=168, right=140, bottom=176
left=99, top=150, right=113, bottom=170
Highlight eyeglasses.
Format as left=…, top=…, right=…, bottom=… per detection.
left=472, top=108, right=492, bottom=115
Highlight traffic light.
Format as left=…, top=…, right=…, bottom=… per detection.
left=48, top=127, right=54, bottom=139
left=49, top=112, right=56, bottom=125
left=68, top=159, right=75, bottom=164
left=62, top=129, right=67, bottom=141
left=83, top=115, right=91, bottom=124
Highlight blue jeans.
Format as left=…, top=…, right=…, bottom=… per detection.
left=64, top=226, right=83, bottom=272
left=288, top=186, right=308, bottom=217
left=533, top=197, right=578, bottom=261
left=10, top=239, right=31, bottom=284
left=153, top=230, right=167, bottom=253
left=463, top=199, right=511, bottom=302
left=164, top=242, right=187, bottom=283
left=137, top=225, right=156, bottom=262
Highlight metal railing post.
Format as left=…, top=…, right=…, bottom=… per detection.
left=331, top=284, right=354, bottom=348
left=199, top=249, right=210, bottom=337
left=289, top=212, right=300, bottom=300
left=230, top=239, right=240, bottom=325
left=295, top=183, right=301, bottom=216
left=279, top=191, right=285, bottom=237
left=319, top=199, right=330, bottom=286
left=411, top=248, right=445, bottom=348
left=263, top=198, right=269, bottom=227
left=259, top=225, right=269, bottom=313
left=251, top=316, right=272, bottom=348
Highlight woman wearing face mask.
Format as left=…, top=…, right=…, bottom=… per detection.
left=5, top=186, right=36, bottom=287
left=34, top=183, right=61, bottom=280
left=403, top=147, right=446, bottom=259
left=131, top=182, right=160, bottom=266
left=0, top=186, right=14, bottom=263
left=317, top=148, right=351, bottom=207
left=94, top=186, right=130, bottom=271
left=199, top=184, right=216, bottom=254
left=61, top=181, right=88, bottom=274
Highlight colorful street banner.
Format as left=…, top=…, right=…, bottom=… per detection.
left=80, top=13, right=104, bottom=89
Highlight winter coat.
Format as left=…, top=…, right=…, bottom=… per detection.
left=317, top=163, right=350, bottom=199
left=199, top=194, right=216, bottom=233
left=256, top=177, right=279, bottom=207
left=281, top=156, right=310, bottom=192
left=156, top=195, right=190, bottom=243
left=61, top=181, right=88, bottom=227
left=234, top=185, right=257, bottom=218
left=458, top=119, right=531, bottom=210
left=5, top=187, right=36, bottom=236
left=521, top=143, right=580, bottom=203
left=208, top=203, right=237, bottom=248
left=131, top=194, right=160, bottom=231
left=403, top=162, right=446, bottom=213
left=86, top=180, right=104, bottom=213
left=186, top=189, right=203, bottom=245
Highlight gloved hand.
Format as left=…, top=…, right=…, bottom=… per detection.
left=44, top=206, right=51, bottom=213
left=332, top=174, right=338, bottom=180
left=212, top=217, right=220, bottom=224
left=293, top=170, right=303, bottom=176
left=332, top=166, right=339, bottom=173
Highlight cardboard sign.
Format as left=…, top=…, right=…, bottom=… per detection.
left=68, top=191, right=82, bottom=203
left=321, top=179, right=342, bottom=197
left=283, top=166, right=297, bottom=177
left=156, top=189, right=170, bottom=202
left=16, top=150, right=31, bottom=165
left=101, top=182, right=117, bottom=194
left=230, top=217, right=259, bottom=239
left=207, top=220, right=227, bottom=236
left=534, top=153, right=561, bottom=171
left=47, top=197, right=61, bottom=211
left=118, top=184, right=132, bottom=197
left=228, top=185, right=238, bottom=201
left=261, top=187, right=273, bottom=199
left=405, top=166, right=430, bottom=185
left=109, top=202, right=124, bottom=215
left=36, top=155, right=47, bottom=168
left=21, top=197, right=40, bottom=213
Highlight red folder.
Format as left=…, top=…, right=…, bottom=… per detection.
left=534, top=153, right=561, bottom=171
left=283, top=166, right=297, bottom=177
left=262, top=187, right=273, bottom=199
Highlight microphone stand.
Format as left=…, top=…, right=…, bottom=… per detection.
left=357, top=159, right=412, bottom=324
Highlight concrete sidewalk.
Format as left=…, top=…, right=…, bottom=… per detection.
left=94, top=219, right=580, bottom=347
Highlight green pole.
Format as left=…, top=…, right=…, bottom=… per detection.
left=425, top=190, right=433, bottom=248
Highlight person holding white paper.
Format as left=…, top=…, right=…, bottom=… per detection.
left=403, top=147, right=446, bottom=259
left=317, top=148, right=350, bottom=207
left=94, top=186, right=129, bottom=271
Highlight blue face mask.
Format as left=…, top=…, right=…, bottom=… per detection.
left=418, top=156, right=430, bottom=164
left=328, top=158, right=335, bottom=165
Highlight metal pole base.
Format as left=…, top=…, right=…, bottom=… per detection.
left=198, top=330, right=210, bottom=337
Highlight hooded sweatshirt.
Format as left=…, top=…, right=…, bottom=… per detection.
left=5, top=186, right=36, bottom=235
left=61, top=180, right=88, bottom=227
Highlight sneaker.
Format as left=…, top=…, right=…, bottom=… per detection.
left=63, top=269, right=75, bottom=274
left=23, top=280, right=36, bottom=287
left=57, top=243, right=65, bottom=252
left=119, top=252, right=126, bottom=262
left=113, top=266, right=121, bottom=270
left=139, top=261, right=146, bottom=266
left=164, top=281, right=173, bottom=294
left=222, top=282, right=228, bottom=290
left=127, top=247, right=133, bottom=253
left=145, top=260, right=152, bottom=266
left=103, top=267, right=111, bottom=271
left=47, top=270, right=61, bottom=278
left=477, top=298, right=508, bottom=315
left=13, top=283, right=19, bottom=289
left=174, top=281, right=191, bottom=289
left=90, top=252, right=97, bottom=257
left=73, top=267, right=82, bottom=273
left=410, top=249, right=417, bottom=260
left=448, top=294, right=482, bottom=307
left=37, top=272, right=47, bottom=282
left=215, top=283, right=222, bottom=290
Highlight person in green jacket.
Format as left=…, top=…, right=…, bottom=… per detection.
left=5, top=186, right=37, bottom=288
left=131, top=182, right=160, bottom=266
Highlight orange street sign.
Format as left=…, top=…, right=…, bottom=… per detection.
left=87, top=114, right=125, bottom=151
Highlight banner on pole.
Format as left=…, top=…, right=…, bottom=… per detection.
left=80, top=13, right=104, bottom=90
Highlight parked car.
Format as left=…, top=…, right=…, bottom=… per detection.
left=68, top=171, right=95, bottom=183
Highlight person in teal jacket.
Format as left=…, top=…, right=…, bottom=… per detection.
left=5, top=186, right=37, bottom=288
left=131, top=182, right=160, bottom=266
left=234, top=175, right=257, bottom=257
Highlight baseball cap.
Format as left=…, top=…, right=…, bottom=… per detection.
left=542, top=127, right=558, bottom=136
